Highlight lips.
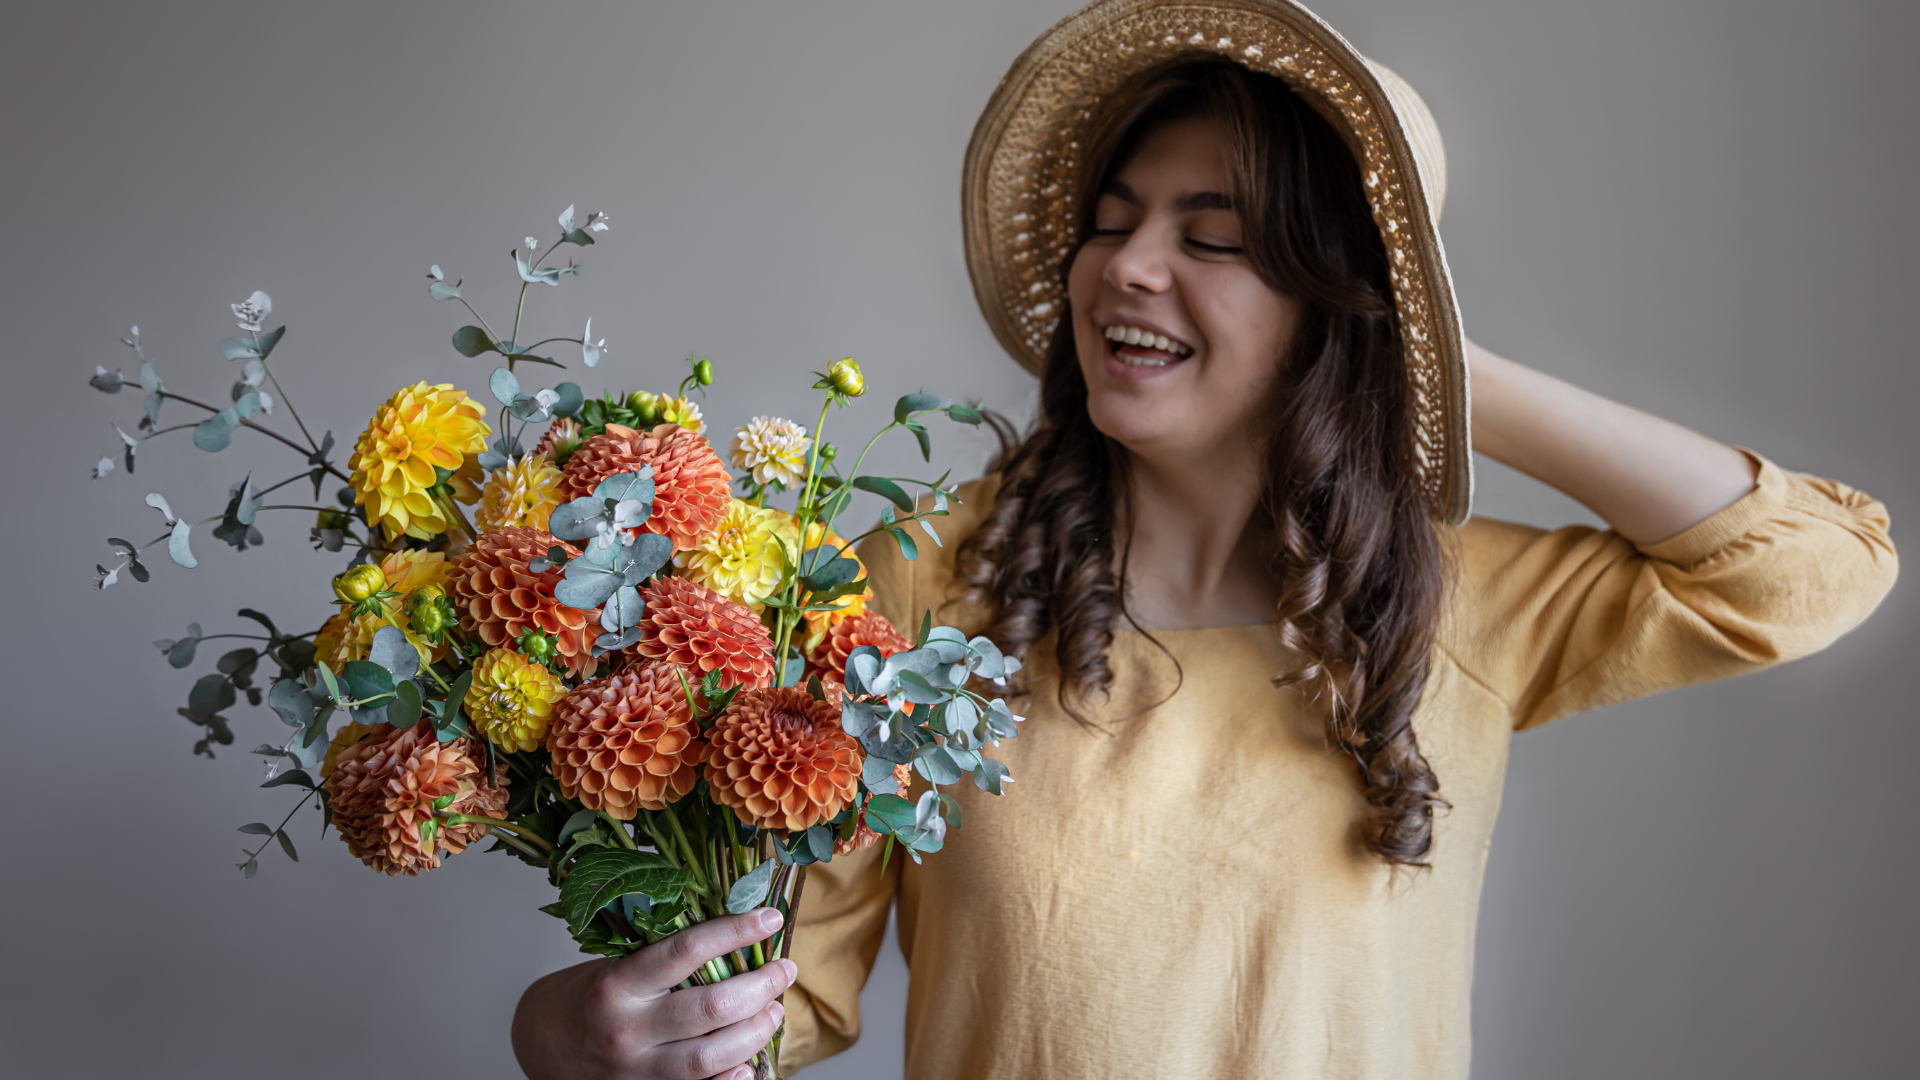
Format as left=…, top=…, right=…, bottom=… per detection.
left=1100, top=321, right=1194, bottom=373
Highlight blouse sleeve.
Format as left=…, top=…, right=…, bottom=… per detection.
left=1444, top=451, right=1897, bottom=730
left=778, top=525, right=923, bottom=1068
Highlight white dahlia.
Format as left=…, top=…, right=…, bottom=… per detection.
left=729, top=416, right=811, bottom=489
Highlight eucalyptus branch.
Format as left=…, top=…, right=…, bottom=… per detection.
left=242, top=787, right=318, bottom=865
left=153, top=390, right=349, bottom=482
left=249, top=327, right=319, bottom=454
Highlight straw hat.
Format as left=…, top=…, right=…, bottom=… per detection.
left=962, top=0, right=1471, bottom=524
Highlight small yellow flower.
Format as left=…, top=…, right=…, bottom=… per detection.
left=349, top=382, right=491, bottom=540
left=678, top=499, right=799, bottom=611
left=316, top=550, right=452, bottom=667
left=657, top=395, right=703, bottom=433
left=465, top=647, right=567, bottom=752
left=729, top=416, right=811, bottom=489
left=474, top=452, right=564, bottom=532
left=800, top=521, right=871, bottom=653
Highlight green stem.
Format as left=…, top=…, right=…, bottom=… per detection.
left=600, top=811, right=639, bottom=850
left=153, top=391, right=350, bottom=481
left=439, top=813, right=552, bottom=851
left=664, top=809, right=712, bottom=898
left=490, top=829, right=549, bottom=866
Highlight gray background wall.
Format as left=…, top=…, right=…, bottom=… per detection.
left=2, top=1, right=1912, bottom=1077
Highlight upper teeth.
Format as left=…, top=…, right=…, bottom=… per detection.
left=1104, top=324, right=1192, bottom=357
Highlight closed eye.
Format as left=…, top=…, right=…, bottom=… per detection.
left=1186, top=238, right=1243, bottom=255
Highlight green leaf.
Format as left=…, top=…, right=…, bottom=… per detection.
left=918, top=519, right=942, bottom=547
left=260, top=768, right=314, bottom=790
left=193, top=409, right=240, bottom=452
left=894, top=392, right=941, bottom=423
left=367, top=626, right=420, bottom=681
left=806, top=824, right=834, bottom=862
left=451, top=326, right=497, bottom=357
left=238, top=822, right=273, bottom=835
left=851, top=475, right=914, bottom=513
left=725, top=857, right=778, bottom=915
left=274, top=829, right=299, bottom=861
left=914, top=743, right=965, bottom=785
left=254, top=326, right=286, bottom=359
left=219, top=337, right=260, bottom=361
left=862, top=793, right=918, bottom=836
left=340, top=660, right=394, bottom=703
left=551, top=382, right=584, bottom=419
left=490, top=367, right=521, bottom=407
left=559, top=848, right=695, bottom=935
left=188, top=674, right=236, bottom=717
left=887, top=527, right=919, bottom=562
left=387, top=679, right=423, bottom=727
left=440, top=669, right=474, bottom=733
left=944, top=404, right=983, bottom=425
left=429, top=281, right=462, bottom=301
left=907, top=421, right=931, bottom=462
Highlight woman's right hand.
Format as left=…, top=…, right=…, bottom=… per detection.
left=511, top=907, right=797, bottom=1080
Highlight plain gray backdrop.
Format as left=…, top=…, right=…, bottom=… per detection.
left=2, top=1, right=1912, bottom=1077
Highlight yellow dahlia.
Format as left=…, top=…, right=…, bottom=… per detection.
left=800, top=521, right=871, bottom=652
left=465, top=647, right=567, bottom=752
left=474, top=452, right=564, bottom=533
left=678, top=499, right=799, bottom=610
left=730, top=416, right=811, bottom=488
left=349, top=382, right=491, bottom=540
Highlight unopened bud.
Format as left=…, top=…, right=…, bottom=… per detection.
left=333, top=564, right=387, bottom=604
left=827, top=358, right=865, bottom=397
left=693, top=358, right=714, bottom=386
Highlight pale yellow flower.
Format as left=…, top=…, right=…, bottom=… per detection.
left=678, top=499, right=799, bottom=610
left=657, top=395, right=704, bottom=434
left=465, top=647, right=568, bottom=752
left=474, top=452, right=564, bottom=532
left=729, top=416, right=811, bottom=489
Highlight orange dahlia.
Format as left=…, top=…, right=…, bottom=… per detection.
left=705, top=686, right=863, bottom=832
left=559, top=423, right=731, bottom=549
left=837, top=762, right=913, bottom=856
left=629, top=575, right=775, bottom=690
left=322, top=721, right=508, bottom=876
left=548, top=660, right=703, bottom=819
left=448, top=526, right=600, bottom=678
left=807, top=610, right=913, bottom=683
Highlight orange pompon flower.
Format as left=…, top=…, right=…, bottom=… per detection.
left=807, top=610, right=913, bottom=683
left=548, top=661, right=703, bottom=819
left=560, top=423, right=731, bottom=549
left=705, top=686, right=863, bottom=832
left=836, top=763, right=912, bottom=857
left=448, top=526, right=601, bottom=678
left=322, top=721, right=508, bottom=877
left=630, top=575, right=775, bottom=690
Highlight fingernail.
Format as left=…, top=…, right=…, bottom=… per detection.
left=779, top=958, right=798, bottom=984
left=757, top=907, right=784, bottom=933
left=769, top=1002, right=786, bottom=1025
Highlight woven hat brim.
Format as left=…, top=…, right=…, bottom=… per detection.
left=962, top=0, right=1472, bottom=524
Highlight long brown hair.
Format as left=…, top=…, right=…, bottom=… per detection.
left=953, top=57, right=1449, bottom=866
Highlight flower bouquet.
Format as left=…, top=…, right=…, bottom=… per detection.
left=89, top=205, right=1022, bottom=1078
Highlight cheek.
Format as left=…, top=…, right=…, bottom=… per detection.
left=1188, top=273, right=1300, bottom=392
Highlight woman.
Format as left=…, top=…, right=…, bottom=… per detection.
left=511, top=3, right=1897, bottom=1077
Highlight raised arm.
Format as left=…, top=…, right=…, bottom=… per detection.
left=1466, top=339, right=1757, bottom=543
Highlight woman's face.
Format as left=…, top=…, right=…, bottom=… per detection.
left=1068, top=115, right=1302, bottom=463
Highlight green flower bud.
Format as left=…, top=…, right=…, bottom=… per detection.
left=333, top=564, right=387, bottom=604
left=827, top=357, right=865, bottom=397
left=818, top=442, right=838, bottom=463
left=516, top=627, right=558, bottom=664
left=693, top=358, right=714, bottom=386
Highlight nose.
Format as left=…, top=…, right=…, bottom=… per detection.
left=1103, top=222, right=1174, bottom=295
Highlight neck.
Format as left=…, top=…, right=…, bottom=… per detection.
left=1115, top=436, right=1278, bottom=631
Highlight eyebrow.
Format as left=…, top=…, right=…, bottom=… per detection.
left=1101, top=180, right=1236, bottom=213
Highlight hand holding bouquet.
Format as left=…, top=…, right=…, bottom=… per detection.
left=89, top=205, right=1024, bottom=1078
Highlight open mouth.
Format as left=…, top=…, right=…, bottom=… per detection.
left=1103, top=322, right=1194, bottom=368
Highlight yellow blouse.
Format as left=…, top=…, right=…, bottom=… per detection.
left=781, top=453, right=1896, bottom=1079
